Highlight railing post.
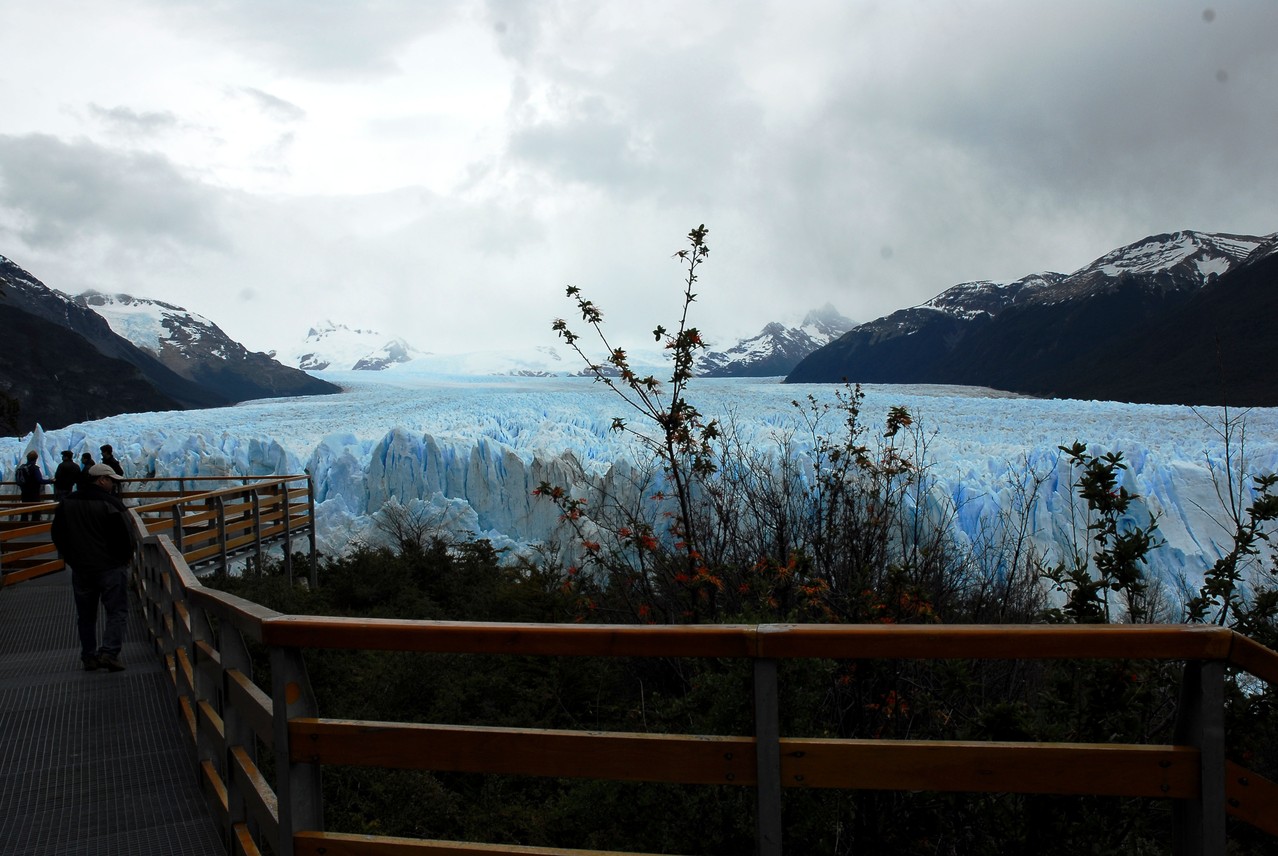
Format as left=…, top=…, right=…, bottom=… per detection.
left=754, top=657, right=783, bottom=856
left=250, top=488, right=263, bottom=571
left=1173, top=659, right=1227, bottom=856
left=214, top=495, right=228, bottom=573
left=169, top=504, right=185, bottom=552
left=306, top=475, right=317, bottom=589
left=189, top=605, right=222, bottom=779
left=221, top=624, right=258, bottom=845
left=271, top=646, right=322, bottom=856
left=280, top=482, right=294, bottom=585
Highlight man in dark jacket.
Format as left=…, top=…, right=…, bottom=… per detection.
left=50, top=464, right=134, bottom=672
left=53, top=450, right=80, bottom=500
left=100, top=444, right=124, bottom=477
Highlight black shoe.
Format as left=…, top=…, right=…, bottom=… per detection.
left=97, top=654, right=125, bottom=672
left=81, top=655, right=101, bottom=671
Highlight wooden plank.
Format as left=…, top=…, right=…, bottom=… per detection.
left=262, top=618, right=758, bottom=658
left=178, top=695, right=198, bottom=743
left=201, top=758, right=229, bottom=814
left=233, top=823, right=264, bottom=856
left=290, top=719, right=754, bottom=785
left=756, top=623, right=1234, bottom=661
left=778, top=739, right=1198, bottom=797
left=186, top=587, right=278, bottom=642
left=1226, top=760, right=1278, bottom=836
left=4, top=542, right=59, bottom=562
left=294, top=831, right=686, bottom=856
left=195, top=638, right=221, bottom=670
left=1, top=561, right=63, bottom=586
left=198, top=699, right=226, bottom=742
left=175, top=646, right=196, bottom=699
left=1227, top=632, right=1278, bottom=688
left=227, top=668, right=274, bottom=748
left=230, top=745, right=280, bottom=847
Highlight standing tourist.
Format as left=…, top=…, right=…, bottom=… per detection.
left=78, top=452, right=95, bottom=491
left=50, top=464, right=134, bottom=672
left=53, top=450, right=80, bottom=500
left=100, top=444, right=124, bottom=477
left=15, top=450, right=49, bottom=521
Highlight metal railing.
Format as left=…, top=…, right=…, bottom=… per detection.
left=131, top=505, right=1278, bottom=856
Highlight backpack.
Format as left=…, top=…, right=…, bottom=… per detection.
left=16, top=463, right=31, bottom=487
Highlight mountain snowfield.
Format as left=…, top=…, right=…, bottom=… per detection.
left=77, top=291, right=230, bottom=358
left=6, top=368, right=1277, bottom=602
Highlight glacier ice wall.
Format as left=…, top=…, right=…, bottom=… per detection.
left=5, top=373, right=1278, bottom=594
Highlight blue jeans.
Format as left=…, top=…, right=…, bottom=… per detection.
left=71, top=565, right=129, bottom=659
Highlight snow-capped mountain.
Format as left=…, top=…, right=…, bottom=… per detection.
left=76, top=291, right=338, bottom=406
left=787, top=230, right=1278, bottom=406
left=698, top=304, right=856, bottom=377
left=286, top=321, right=424, bottom=371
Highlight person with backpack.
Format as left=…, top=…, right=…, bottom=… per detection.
left=15, top=450, right=49, bottom=521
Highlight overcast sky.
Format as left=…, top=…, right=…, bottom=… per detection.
left=0, top=1, right=1274, bottom=357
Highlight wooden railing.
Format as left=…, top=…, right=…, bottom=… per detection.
left=131, top=506, right=1278, bottom=856
left=0, top=475, right=315, bottom=586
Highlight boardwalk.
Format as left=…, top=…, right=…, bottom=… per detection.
left=0, top=570, right=224, bottom=855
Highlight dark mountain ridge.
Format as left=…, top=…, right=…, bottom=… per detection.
left=786, top=230, right=1278, bottom=406
left=0, top=255, right=338, bottom=434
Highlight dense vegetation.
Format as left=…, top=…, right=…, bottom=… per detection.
left=212, top=227, right=1278, bottom=854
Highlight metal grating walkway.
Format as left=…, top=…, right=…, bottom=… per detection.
left=0, top=571, right=225, bottom=855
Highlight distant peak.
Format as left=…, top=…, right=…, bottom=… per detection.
left=801, top=302, right=854, bottom=328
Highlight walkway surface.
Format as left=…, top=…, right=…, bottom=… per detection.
left=0, top=570, right=225, bottom=855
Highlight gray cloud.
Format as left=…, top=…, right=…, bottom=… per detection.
left=237, top=87, right=306, bottom=122
left=482, top=0, right=1278, bottom=326
left=144, top=0, right=463, bottom=79
left=0, top=134, right=226, bottom=250
left=87, top=104, right=180, bottom=137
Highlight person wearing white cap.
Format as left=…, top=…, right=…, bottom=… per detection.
left=50, top=464, right=134, bottom=672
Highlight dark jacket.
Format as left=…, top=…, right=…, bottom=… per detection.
left=102, top=454, right=125, bottom=477
left=50, top=483, right=135, bottom=573
left=15, top=461, right=47, bottom=502
left=54, top=461, right=81, bottom=496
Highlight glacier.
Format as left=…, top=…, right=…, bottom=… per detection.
left=6, top=369, right=1278, bottom=599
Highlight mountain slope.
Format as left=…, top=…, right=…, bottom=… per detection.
left=78, top=292, right=339, bottom=403
left=698, top=304, right=855, bottom=377
left=787, top=230, right=1278, bottom=405
left=284, top=321, right=424, bottom=371
left=0, top=254, right=338, bottom=433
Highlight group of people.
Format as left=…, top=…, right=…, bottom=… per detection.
left=15, top=444, right=126, bottom=517
left=13, top=444, right=133, bottom=673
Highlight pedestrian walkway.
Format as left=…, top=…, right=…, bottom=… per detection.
left=0, top=570, right=224, bottom=855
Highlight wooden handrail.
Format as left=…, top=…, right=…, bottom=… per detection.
left=125, top=486, right=1278, bottom=856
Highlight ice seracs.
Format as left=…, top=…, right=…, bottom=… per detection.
left=5, top=370, right=1276, bottom=598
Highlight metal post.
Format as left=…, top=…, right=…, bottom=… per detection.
left=170, top=505, right=185, bottom=552
left=271, top=646, right=322, bottom=856
left=1173, top=660, right=1227, bottom=856
left=221, top=624, right=258, bottom=845
left=306, top=476, right=317, bottom=589
left=250, top=488, right=263, bottom=571
left=280, top=481, right=294, bottom=585
left=214, top=495, right=228, bottom=573
left=754, top=658, right=783, bottom=855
